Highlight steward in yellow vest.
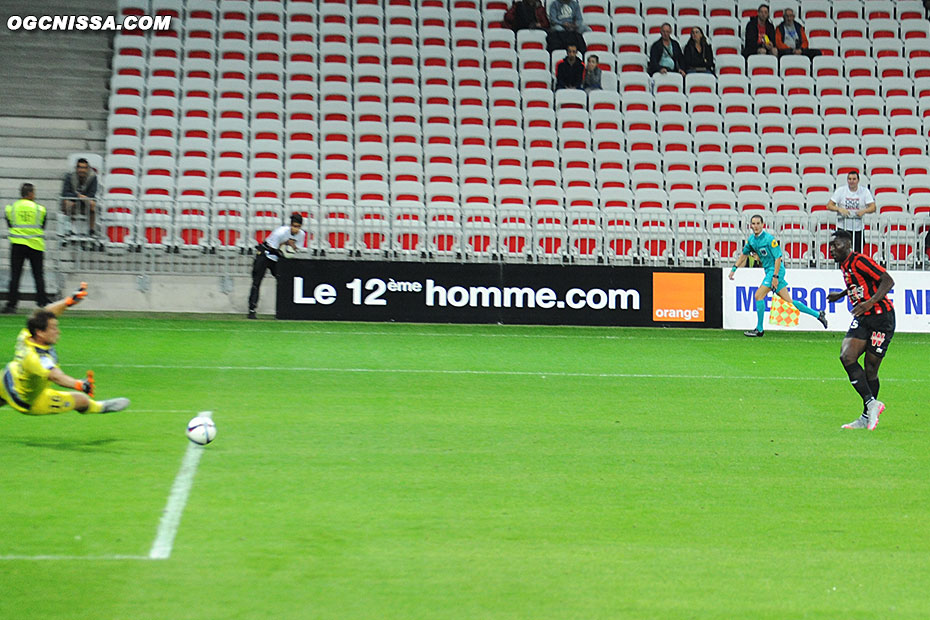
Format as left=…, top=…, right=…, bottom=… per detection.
left=4, top=183, right=50, bottom=313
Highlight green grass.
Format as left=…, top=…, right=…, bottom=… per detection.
left=1, top=316, right=928, bottom=619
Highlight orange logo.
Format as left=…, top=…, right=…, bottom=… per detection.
left=652, top=273, right=705, bottom=322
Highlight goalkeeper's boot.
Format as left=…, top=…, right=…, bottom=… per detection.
left=743, top=329, right=764, bottom=337
left=818, top=310, right=829, bottom=329
left=841, top=416, right=869, bottom=429
left=100, top=398, right=130, bottom=413
left=866, top=399, right=885, bottom=431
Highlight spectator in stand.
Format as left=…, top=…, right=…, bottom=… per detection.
left=582, top=54, right=602, bottom=92
left=548, top=0, right=589, bottom=34
left=775, top=8, right=821, bottom=59
left=60, top=158, right=98, bottom=237
left=647, top=23, right=685, bottom=76
left=826, top=171, right=876, bottom=255
left=743, top=3, right=776, bottom=57
left=504, top=0, right=549, bottom=31
left=681, top=26, right=715, bottom=74
left=555, top=44, right=585, bottom=89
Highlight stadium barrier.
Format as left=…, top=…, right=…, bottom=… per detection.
left=276, top=259, right=722, bottom=327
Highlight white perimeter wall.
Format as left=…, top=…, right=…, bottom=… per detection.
left=61, top=274, right=272, bottom=316
left=724, top=269, right=930, bottom=333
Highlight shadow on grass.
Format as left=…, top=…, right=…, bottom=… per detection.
left=3, top=437, right=120, bottom=452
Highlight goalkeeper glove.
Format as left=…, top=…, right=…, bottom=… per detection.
left=65, top=282, right=88, bottom=307
left=75, top=371, right=95, bottom=397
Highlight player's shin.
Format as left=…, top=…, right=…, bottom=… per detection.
left=843, top=362, right=874, bottom=405
left=78, top=399, right=104, bottom=414
left=755, top=299, right=766, bottom=332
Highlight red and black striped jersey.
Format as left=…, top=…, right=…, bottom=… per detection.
left=840, top=253, right=894, bottom=315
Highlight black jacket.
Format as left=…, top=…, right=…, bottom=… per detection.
left=555, top=57, right=584, bottom=89
left=743, top=17, right=776, bottom=57
left=647, top=38, right=684, bottom=75
left=682, top=39, right=715, bottom=72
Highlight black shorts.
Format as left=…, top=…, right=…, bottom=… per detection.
left=845, top=310, right=896, bottom=358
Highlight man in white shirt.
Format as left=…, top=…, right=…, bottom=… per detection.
left=825, top=171, right=876, bottom=254
left=248, top=213, right=307, bottom=319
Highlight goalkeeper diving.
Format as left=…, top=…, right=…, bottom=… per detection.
left=0, top=282, right=129, bottom=415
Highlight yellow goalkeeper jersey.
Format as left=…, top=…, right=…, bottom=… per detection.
left=1, top=328, right=58, bottom=411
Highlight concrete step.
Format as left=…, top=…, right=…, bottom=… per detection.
left=0, top=156, right=69, bottom=168
left=0, top=1, right=115, bottom=216
left=1, top=50, right=112, bottom=68
left=0, top=29, right=112, bottom=42
left=0, top=137, right=105, bottom=151
left=0, top=172, right=69, bottom=186
left=0, top=121, right=99, bottom=138
left=0, top=38, right=111, bottom=54
left=1, top=46, right=111, bottom=59
left=0, top=87, right=107, bottom=101
left=0, top=178, right=63, bottom=197
left=0, top=136, right=97, bottom=150
left=0, top=97, right=108, bottom=112
left=0, top=116, right=94, bottom=130
left=0, top=106, right=108, bottom=121
left=0, top=74, right=110, bottom=91
left=0, top=170, right=70, bottom=181
left=0, top=146, right=102, bottom=159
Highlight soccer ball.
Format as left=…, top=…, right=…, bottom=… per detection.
left=186, top=416, right=217, bottom=445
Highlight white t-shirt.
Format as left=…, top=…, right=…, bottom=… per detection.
left=831, top=185, right=875, bottom=232
left=263, top=225, right=307, bottom=262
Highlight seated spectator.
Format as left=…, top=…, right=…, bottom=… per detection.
left=743, top=3, right=776, bottom=57
left=647, top=23, right=685, bottom=76
left=681, top=26, right=715, bottom=74
left=504, top=0, right=550, bottom=31
left=546, top=0, right=588, bottom=52
left=60, top=158, right=98, bottom=236
left=555, top=44, right=584, bottom=90
left=583, top=54, right=602, bottom=92
left=775, top=8, right=821, bottom=58
left=548, top=0, right=589, bottom=33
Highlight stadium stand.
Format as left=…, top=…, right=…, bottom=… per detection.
left=93, top=0, right=930, bottom=268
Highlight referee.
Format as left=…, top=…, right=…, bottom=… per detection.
left=3, top=183, right=51, bottom=314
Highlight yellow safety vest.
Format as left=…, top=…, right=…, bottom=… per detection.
left=5, top=199, right=46, bottom=251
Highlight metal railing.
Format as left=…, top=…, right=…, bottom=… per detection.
left=6, top=197, right=925, bottom=280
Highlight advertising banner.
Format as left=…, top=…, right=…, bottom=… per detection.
left=724, top=268, right=930, bottom=333
left=277, top=260, right=722, bottom=327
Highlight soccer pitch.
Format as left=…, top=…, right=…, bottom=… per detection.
left=1, top=315, right=928, bottom=619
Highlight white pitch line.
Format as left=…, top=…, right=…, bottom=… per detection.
left=0, top=412, right=213, bottom=563
left=0, top=555, right=148, bottom=561
left=148, top=411, right=213, bottom=560
left=78, top=364, right=928, bottom=383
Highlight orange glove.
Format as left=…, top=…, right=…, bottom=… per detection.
left=75, top=370, right=95, bottom=397
left=65, top=282, right=88, bottom=307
